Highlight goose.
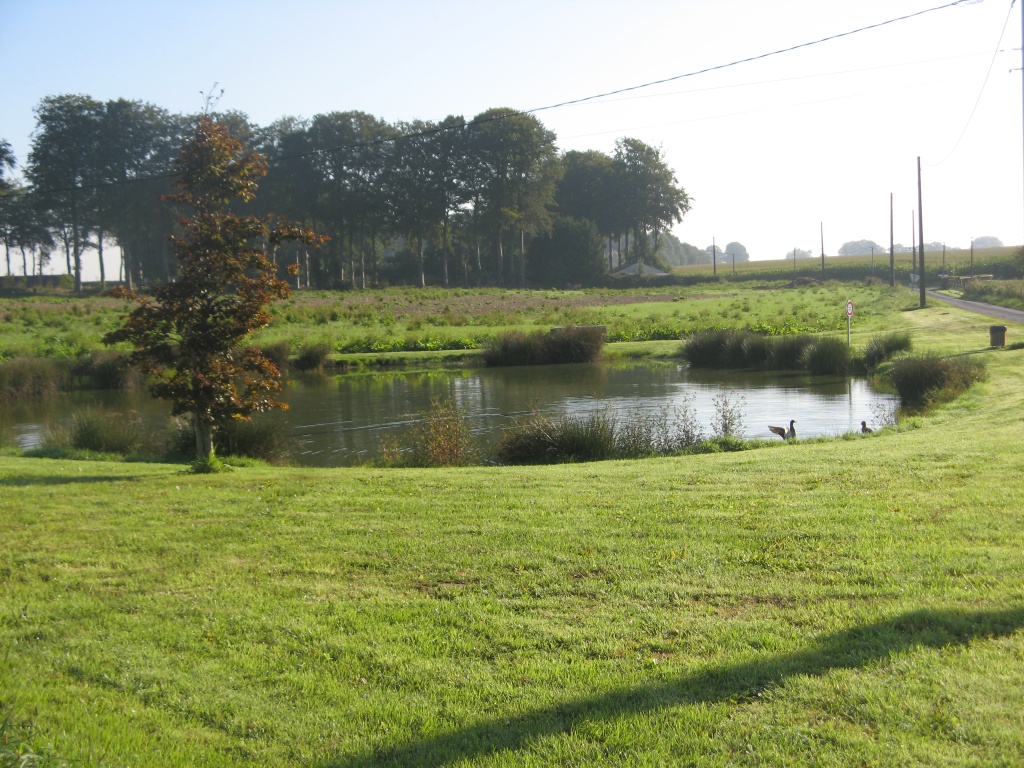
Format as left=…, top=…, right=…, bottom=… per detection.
left=769, top=420, right=796, bottom=440
left=861, top=421, right=873, bottom=433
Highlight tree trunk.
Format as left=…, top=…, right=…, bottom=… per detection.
left=71, top=193, right=82, bottom=292
left=97, top=228, right=106, bottom=289
left=441, top=217, right=450, bottom=288
left=417, top=235, right=426, bottom=288
left=496, top=228, right=504, bottom=287
left=519, top=229, right=526, bottom=288
left=193, top=413, right=215, bottom=462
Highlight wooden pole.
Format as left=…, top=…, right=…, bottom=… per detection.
left=918, top=156, right=926, bottom=308
left=820, top=221, right=825, bottom=272
left=889, top=193, right=895, bottom=287
left=712, top=237, right=716, bottom=276
left=911, top=211, right=916, bottom=277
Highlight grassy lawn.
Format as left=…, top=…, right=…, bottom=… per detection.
left=2, top=297, right=1023, bottom=766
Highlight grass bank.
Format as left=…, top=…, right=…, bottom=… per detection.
left=2, top=302, right=1023, bottom=766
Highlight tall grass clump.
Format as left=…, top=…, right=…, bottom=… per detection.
left=542, top=325, right=605, bottom=364
left=679, top=329, right=732, bottom=367
left=482, top=331, right=543, bottom=367
left=886, top=353, right=987, bottom=406
left=293, top=342, right=333, bottom=372
left=710, top=390, right=746, bottom=438
left=862, top=331, right=913, bottom=370
left=494, top=409, right=617, bottom=464
left=168, top=416, right=297, bottom=465
left=379, top=397, right=477, bottom=467
left=70, top=349, right=144, bottom=390
left=681, top=329, right=816, bottom=371
left=769, top=334, right=816, bottom=369
left=257, top=341, right=292, bottom=372
left=494, top=401, right=706, bottom=465
left=804, top=337, right=852, bottom=375
left=0, top=356, right=68, bottom=401
left=41, top=409, right=148, bottom=456
left=483, top=326, right=604, bottom=367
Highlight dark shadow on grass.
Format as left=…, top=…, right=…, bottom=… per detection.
left=327, top=606, right=1024, bottom=768
left=0, top=474, right=141, bottom=486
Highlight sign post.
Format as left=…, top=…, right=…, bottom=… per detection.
left=846, top=300, right=854, bottom=347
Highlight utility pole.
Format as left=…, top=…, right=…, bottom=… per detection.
left=820, top=221, right=825, bottom=272
left=890, top=193, right=895, bottom=287
left=712, top=236, right=716, bottom=276
left=917, top=156, right=925, bottom=309
left=911, top=211, right=916, bottom=277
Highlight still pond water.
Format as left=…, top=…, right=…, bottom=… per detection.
left=4, top=362, right=899, bottom=466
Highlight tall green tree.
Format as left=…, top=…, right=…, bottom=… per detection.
left=104, top=117, right=324, bottom=466
left=556, top=149, right=619, bottom=269
left=388, top=120, right=444, bottom=288
left=0, top=140, right=17, bottom=275
left=527, top=215, right=606, bottom=287
left=470, top=109, right=560, bottom=287
left=612, top=138, right=690, bottom=265
left=98, top=99, right=181, bottom=289
left=27, top=95, right=105, bottom=291
left=724, top=241, right=749, bottom=262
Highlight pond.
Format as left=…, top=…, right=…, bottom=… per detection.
left=3, top=362, right=899, bottom=466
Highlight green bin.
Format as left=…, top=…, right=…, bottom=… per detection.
left=990, top=325, right=1007, bottom=347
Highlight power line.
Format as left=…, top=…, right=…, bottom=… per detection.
left=5, top=0, right=982, bottom=201
left=523, top=0, right=982, bottom=115
left=929, top=0, right=1017, bottom=166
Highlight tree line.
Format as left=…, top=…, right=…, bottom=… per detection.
left=0, top=95, right=697, bottom=291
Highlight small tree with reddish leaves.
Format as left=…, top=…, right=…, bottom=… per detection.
left=105, top=117, right=324, bottom=467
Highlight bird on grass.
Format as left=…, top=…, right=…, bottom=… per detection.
left=861, top=421, right=873, bottom=433
left=769, top=420, right=796, bottom=440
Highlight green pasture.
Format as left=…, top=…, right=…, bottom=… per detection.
left=3, top=273, right=924, bottom=366
left=2, top=296, right=1023, bottom=766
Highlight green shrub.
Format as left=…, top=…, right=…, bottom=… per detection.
left=494, top=402, right=706, bottom=465
left=739, top=333, right=773, bottom=368
left=541, top=325, right=605, bottom=364
left=379, top=398, right=477, bottom=467
left=769, top=334, right=816, bottom=370
left=70, top=350, right=144, bottom=390
left=681, top=330, right=815, bottom=371
left=495, top=409, right=617, bottom=464
left=258, top=341, right=292, bottom=372
left=44, top=409, right=147, bottom=455
left=168, top=416, right=297, bottom=465
left=710, top=391, right=746, bottom=438
left=805, top=337, right=852, bottom=375
left=886, top=354, right=987, bottom=406
left=483, top=326, right=604, bottom=367
left=294, top=342, right=333, bottom=372
left=0, top=356, right=68, bottom=401
left=679, top=329, right=732, bottom=367
left=862, top=331, right=913, bottom=370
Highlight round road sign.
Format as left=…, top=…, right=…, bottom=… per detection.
left=846, top=300, right=854, bottom=317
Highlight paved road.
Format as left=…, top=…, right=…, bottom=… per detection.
left=925, top=290, right=1024, bottom=325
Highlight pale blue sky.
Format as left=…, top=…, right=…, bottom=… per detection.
left=2, top=0, right=1022, bottom=276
